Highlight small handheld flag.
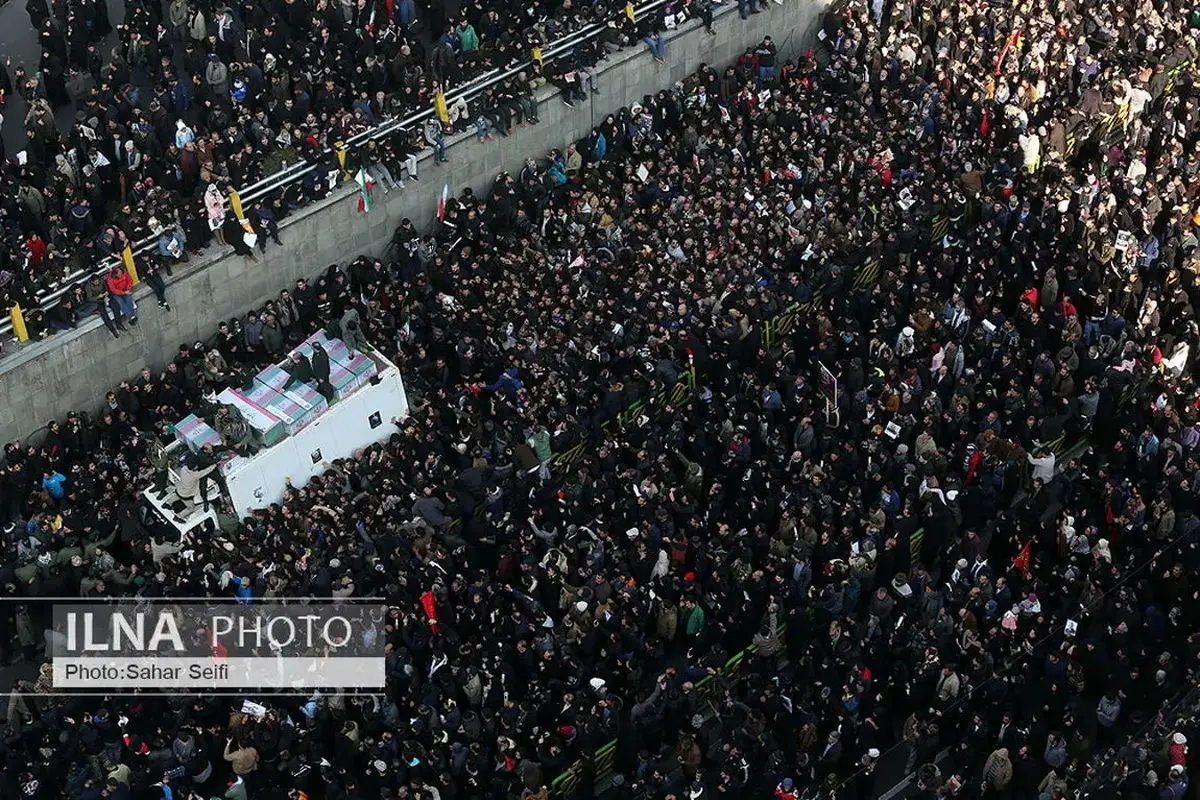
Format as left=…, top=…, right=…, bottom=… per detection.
left=437, top=179, right=450, bottom=221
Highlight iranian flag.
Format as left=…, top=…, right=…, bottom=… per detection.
left=1012, top=539, right=1033, bottom=579
left=355, top=168, right=374, bottom=213
left=437, top=178, right=450, bottom=221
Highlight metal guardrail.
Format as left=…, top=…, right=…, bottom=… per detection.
left=549, top=622, right=789, bottom=798
left=1, top=0, right=670, bottom=339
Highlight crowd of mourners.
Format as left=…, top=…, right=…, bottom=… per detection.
left=4, top=0, right=1200, bottom=798
left=0, top=0, right=668, bottom=335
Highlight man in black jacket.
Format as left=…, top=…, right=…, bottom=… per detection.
left=308, top=342, right=336, bottom=402
left=754, top=36, right=777, bottom=85
left=284, top=351, right=315, bottom=390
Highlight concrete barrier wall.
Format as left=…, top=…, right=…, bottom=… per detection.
left=0, top=0, right=823, bottom=441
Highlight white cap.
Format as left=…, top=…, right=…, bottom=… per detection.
left=1174, top=733, right=1188, bottom=744
left=575, top=601, right=588, bottom=613
left=867, top=748, right=880, bottom=759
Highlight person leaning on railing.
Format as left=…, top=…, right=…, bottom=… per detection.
left=0, top=0, right=668, bottom=338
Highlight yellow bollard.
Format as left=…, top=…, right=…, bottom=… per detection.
left=10, top=304, right=28, bottom=342
left=434, top=91, right=449, bottom=125
left=335, top=143, right=349, bottom=179
left=122, top=245, right=139, bottom=285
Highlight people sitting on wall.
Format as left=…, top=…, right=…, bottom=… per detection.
left=0, top=0, right=678, bottom=342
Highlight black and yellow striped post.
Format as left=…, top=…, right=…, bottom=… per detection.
left=334, top=141, right=351, bottom=181
left=931, top=214, right=950, bottom=244
left=777, top=310, right=796, bottom=338
left=593, top=741, right=618, bottom=785
left=910, top=527, right=925, bottom=564
left=853, top=258, right=881, bottom=290
left=10, top=304, right=28, bottom=342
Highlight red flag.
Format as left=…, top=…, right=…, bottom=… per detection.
left=420, top=591, right=440, bottom=633
left=437, top=179, right=450, bottom=221
left=994, top=29, right=1021, bottom=75
left=1012, top=540, right=1033, bottom=579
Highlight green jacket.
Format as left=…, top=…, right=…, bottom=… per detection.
left=684, top=604, right=705, bottom=636
left=224, top=779, right=249, bottom=800
left=457, top=23, right=479, bottom=51
left=83, top=527, right=118, bottom=560
left=262, top=322, right=284, bottom=354
left=195, top=445, right=232, bottom=470
left=528, top=430, right=553, bottom=464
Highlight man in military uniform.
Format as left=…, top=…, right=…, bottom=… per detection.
left=339, top=308, right=368, bottom=354
left=214, top=404, right=261, bottom=456
left=150, top=442, right=171, bottom=499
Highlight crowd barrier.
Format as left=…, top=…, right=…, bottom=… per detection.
left=436, top=366, right=702, bottom=794
left=2, top=0, right=675, bottom=342
left=440, top=368, right=698, bottom=535
left=541, top=54, right=1191, bottom=800
left=759, top=257, right=883, bottom=352
left=550, top=621, right=789, bottom=798
left=550, top=369, right=698, bottom=473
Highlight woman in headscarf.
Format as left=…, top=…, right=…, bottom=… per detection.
left=204, top=183, right=227, bottom=247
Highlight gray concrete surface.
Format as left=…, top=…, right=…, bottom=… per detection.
left=0, top=0, right=824, bottom=443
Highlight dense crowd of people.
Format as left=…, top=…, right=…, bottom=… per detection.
left=2, top=0, right=1200, bottom=798
left=0, top=0, right=667, bottom=338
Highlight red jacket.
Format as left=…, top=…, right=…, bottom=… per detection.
left=106, top=269, right=134, bottom=295
left=26, top=236, right=46, bottom=265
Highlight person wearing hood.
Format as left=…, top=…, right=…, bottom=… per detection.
left=205, top=54, right=230, bottom=97
left=982, top=747, right=1013, bottom=793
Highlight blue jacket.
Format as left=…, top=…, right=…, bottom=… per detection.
left=592, top=132, right=607, bottom=161
left=396, top=0, right=415, bottom=26
left=234, top=576, right=254, bottom=603
left=172, top=80, right=191, bottom=112
left=486, top=368, right=523, bottom=396
left=158, top=230, right=186, bottom=259
left=42, top=472, right=67, bottom=499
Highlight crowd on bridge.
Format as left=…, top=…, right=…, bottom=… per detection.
left=0, top=0, right=676, bottom=339
left=3, top=0, right=1200, bottom=798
